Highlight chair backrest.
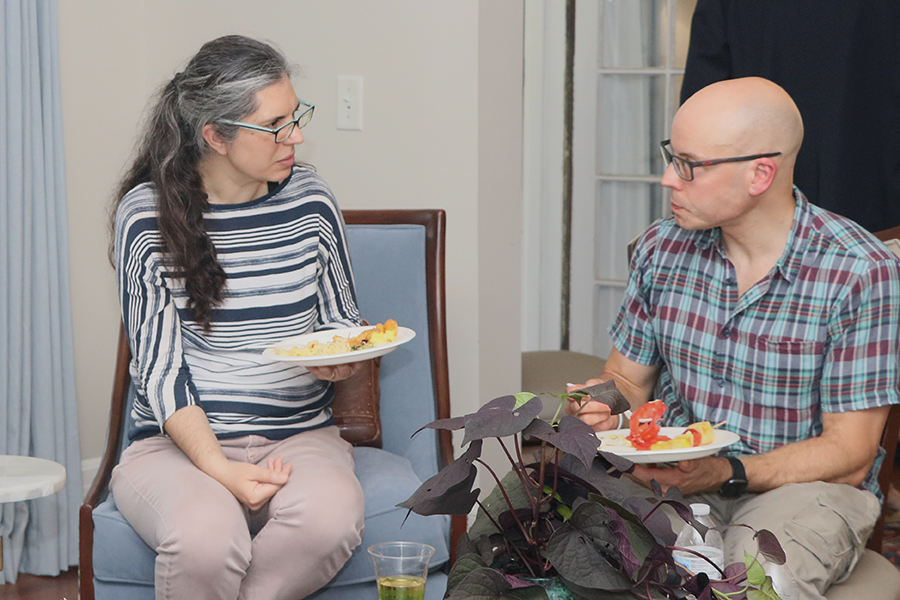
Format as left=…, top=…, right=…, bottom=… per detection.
left=342, top=209, right=452, bottom=481
left=866, top=226, right=900, bottom=553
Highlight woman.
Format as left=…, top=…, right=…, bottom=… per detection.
left=109, top=35, right=365, bottom=600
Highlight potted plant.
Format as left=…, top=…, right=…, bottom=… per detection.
left=399, top=384, right=789, bottom=600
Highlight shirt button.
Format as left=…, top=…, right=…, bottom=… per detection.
left=718, top=380, right=726, bottom=388
left=725, top=278, right=735, bottom=285
left=722, top=328, right=732, bottom=338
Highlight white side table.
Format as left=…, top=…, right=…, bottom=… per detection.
left=0, top=455, right=67, bottom=570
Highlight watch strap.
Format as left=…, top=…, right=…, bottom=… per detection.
left=718, top=456, right=748, bottom=498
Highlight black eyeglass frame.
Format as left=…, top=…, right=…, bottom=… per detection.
left=220, top=98, right=315, bottom=143
left=660, top=139, right=782, bottom=181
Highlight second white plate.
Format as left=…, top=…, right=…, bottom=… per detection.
left=263, top=326, right=416, bottom=367
left=596, top=427, right=740, bottom=464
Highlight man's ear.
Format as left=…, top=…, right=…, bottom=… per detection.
left=202, top=123, right=229, bottom=156
left=748, top=157, right=777, bottom=197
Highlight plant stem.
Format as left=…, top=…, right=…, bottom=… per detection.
left=498, top=437, right=540, bottom=515
left=550, top=398, right=566, bottom=425
left=666, top=546, right=725, bottom=578
left=475, top=499, right=539, bottom=578
left=474, top=457, right=535, bottom=546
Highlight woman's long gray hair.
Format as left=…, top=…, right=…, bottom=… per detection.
left=112, top=35, right=294, bottom=330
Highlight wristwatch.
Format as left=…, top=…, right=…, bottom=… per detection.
left=718, top=456, right=748, bottom=498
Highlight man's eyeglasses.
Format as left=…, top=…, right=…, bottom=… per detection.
left=660, top=139, right=781, bottom=181
left=220, top=99, right=315, bottom=143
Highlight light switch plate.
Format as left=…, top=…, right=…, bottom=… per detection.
left=337, top=75, right=363, bottom=130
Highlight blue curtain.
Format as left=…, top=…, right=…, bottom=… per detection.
left=0, top=0, right=82, bottom=583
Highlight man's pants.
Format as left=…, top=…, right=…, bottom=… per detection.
left=620, top=477, right=880, bottom=600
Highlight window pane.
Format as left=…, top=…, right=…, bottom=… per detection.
left=598, top=0, right=666, bottom=68
left=594, top=181, right=664, bottom=281
left=597, top=75, right=665, bottom=176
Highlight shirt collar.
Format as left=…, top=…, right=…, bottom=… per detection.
left=692, top=187, right=807, bottom=283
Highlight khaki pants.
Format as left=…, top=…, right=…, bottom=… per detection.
left=620, top=477, right=880, bottom=600
left=110, top=426, right=365, bottom=600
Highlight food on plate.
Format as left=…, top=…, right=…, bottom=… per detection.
left=649, top=421, right=715, bottom=451
left=622, top=399, right=715, bottom=451
left=273, top=319, right=399, bottom=357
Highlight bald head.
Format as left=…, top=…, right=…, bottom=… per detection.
left=675, top=77, right=804, bottom=166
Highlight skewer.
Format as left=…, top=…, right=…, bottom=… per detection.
left=712, top=420, right=727, bottom=429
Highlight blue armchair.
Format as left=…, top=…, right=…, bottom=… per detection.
left=79, top=209, right=460, bottom=600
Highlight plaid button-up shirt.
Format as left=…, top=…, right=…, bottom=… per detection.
left=610, top=190, right=900, bottom=496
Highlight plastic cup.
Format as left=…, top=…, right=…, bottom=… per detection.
left=368, top=541, right=435, bottom=600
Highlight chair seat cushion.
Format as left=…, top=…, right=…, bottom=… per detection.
left=92, top=447, right=449, bottom=589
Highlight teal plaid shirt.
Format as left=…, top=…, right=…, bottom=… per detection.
left=610, top=190, right=900, bottom=496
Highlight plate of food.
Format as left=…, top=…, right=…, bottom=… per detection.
left=596, top=426, right=740, bottom=463
left=594, top=400, right=739, bottom=463
left=263, top=320, right=416, bottom=367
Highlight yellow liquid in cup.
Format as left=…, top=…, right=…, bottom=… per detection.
left=377, top=575, right=426, bottom=600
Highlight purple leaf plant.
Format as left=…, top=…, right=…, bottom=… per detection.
left=399, top=388, right=789, bottom=600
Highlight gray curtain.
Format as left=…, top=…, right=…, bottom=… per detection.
left=0, top=0, right=82, bottom=583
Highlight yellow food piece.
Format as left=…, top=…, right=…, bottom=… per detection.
left=348, top=319, right=398, bottom=349
left=687, top=420, right=716, bottom=445
left=648, top=421, right=715, bottom=451
left=273, top=319, right=398, bottom=356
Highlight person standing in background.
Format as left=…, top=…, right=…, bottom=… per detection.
left=680, top=0, right=900, bottom=233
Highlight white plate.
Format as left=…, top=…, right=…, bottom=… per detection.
left=263, top=326, right=416, bottom=367
left=596, top=427, right=740, bottom=464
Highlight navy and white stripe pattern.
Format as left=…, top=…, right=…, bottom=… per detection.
left=115, top=167, right=362, bottom=441
left=611, top=190, right=900, bottom=496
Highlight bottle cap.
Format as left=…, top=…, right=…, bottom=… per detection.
left=690, top=503, right=711, bottom=517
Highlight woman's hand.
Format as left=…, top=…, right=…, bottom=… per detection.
left=307, top=360, right=364, bottom=382
left=215, top=456, right=293, bottom=511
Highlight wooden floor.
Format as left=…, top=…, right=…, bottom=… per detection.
left=1, top=567, right=77, bottom=600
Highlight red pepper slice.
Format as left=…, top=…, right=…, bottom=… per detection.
left=686, top=427, right=703, bottom=446
left=627, top=400, right=667, bottom=450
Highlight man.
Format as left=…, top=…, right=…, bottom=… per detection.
left=566, top=77, right=900, bottom=599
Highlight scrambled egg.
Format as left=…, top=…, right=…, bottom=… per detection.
left=274, top=319, right=398, bottom=357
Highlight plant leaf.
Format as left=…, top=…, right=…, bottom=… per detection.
left=470, top=469, right=542, bottom=539
left=463, top=395, right=544, bottom=445
left=755, top=529, right=786, bottom=565
left=560, top=579, right=640, bottom=600
left=543, top=523, right=633, bottom=590
left=447, top=553, right=489, bottom=595
left=591, top=495, right=661, bottom=566
left=595, top=450, right=638, bottom=474
left=522, top=416, right=600, bottom=469
left=514, top=392, right=538, bottom=408
left=415, top=415, right=467, bottom=436
left=747, top=576, right=780, bottom=600
left=563, top=381, right=630, bottom=416
left=397, top=440, right=482, bottom=516
left=745, top=550, right=767, bottom=586
left=445, top=567, right=520, bottom=600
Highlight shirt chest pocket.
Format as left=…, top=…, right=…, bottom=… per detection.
left=743, top=334, right=826, bottom=404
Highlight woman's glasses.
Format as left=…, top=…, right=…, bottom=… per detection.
left=220, top=99, right=315, bottom=143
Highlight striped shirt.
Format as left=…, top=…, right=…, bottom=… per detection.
left=114, top=166, right=362, bottom=441
left=610, top=190, right=900, bottom=496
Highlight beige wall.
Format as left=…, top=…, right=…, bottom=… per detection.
left=58, top=0, right=523, bottom=468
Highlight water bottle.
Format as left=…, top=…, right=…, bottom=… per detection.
left=761, top=557, right=800, bottom=600
left=673, top=503, right=725, bottom=580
